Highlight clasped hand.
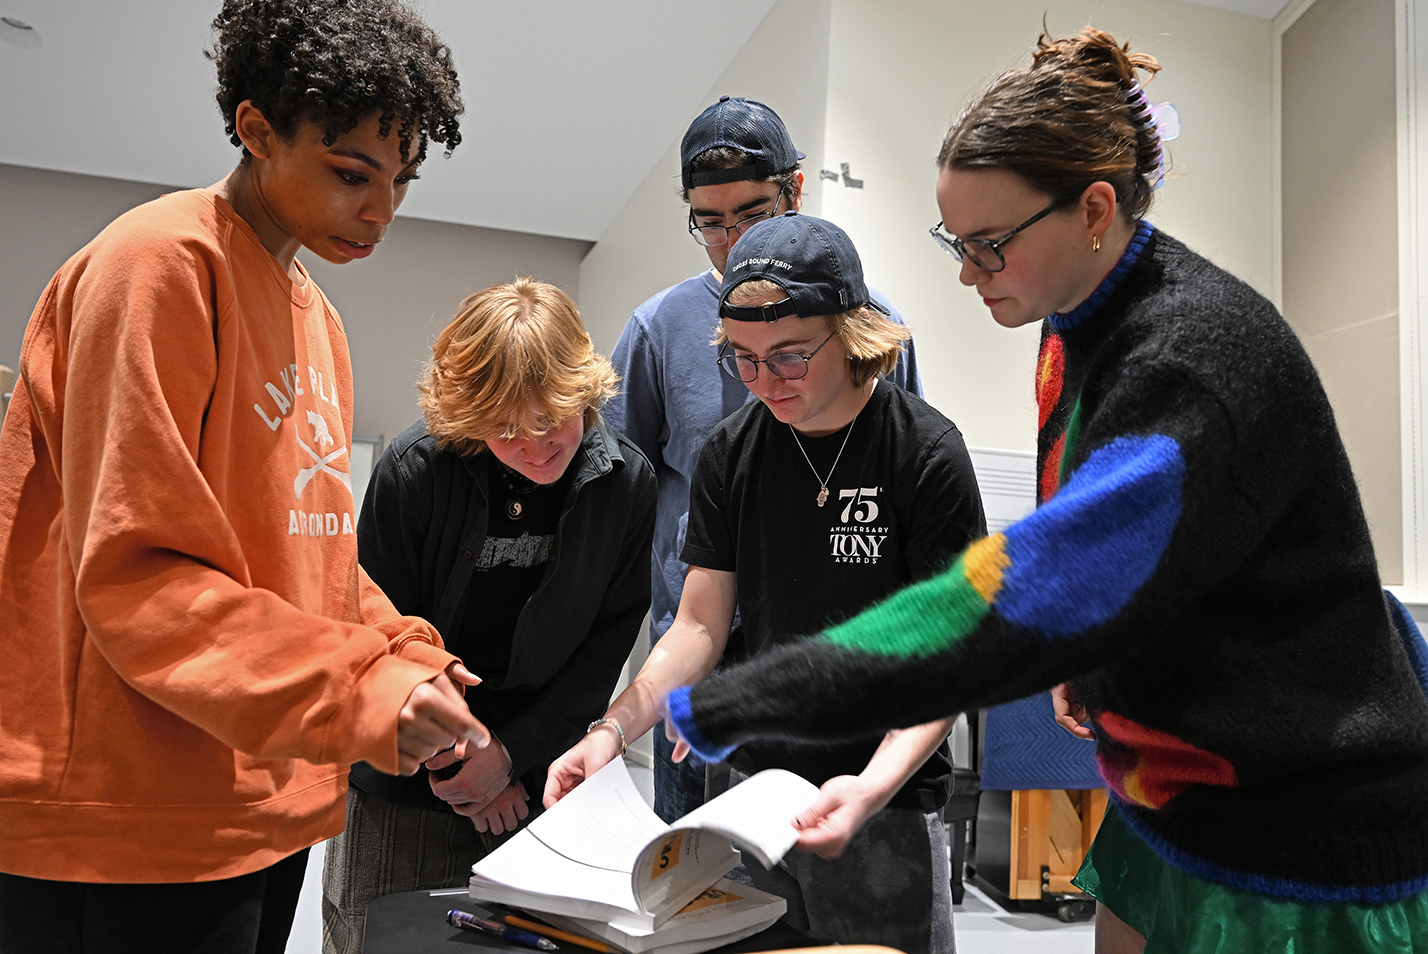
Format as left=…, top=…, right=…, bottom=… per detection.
left=426, top=733, right=528, bottom=833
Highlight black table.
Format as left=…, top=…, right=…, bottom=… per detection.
left=363, top=887, right=821, bottom=954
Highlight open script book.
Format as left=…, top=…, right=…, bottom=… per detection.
left=468, top=757, right=819, bottom=933
left=537, top=878, right=787, bottom=954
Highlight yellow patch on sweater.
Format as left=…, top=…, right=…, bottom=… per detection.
left=963, top=533, right=1010, bottom=604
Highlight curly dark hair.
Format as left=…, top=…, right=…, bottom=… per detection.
left=207, top=0, right=463, bottom=164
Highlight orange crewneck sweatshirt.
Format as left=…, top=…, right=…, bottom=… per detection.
left=0, top=189, right=455, bottom=883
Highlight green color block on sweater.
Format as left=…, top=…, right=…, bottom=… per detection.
left=822, top=550, right=989, bottom=658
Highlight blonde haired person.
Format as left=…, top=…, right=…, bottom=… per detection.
left=548, top=215, right=983, bottom=953
left=322, top=279, right=656, bottom=954
left=418, top=279, right=613, bottom=455
left=715, top=278, right=910, bottom=389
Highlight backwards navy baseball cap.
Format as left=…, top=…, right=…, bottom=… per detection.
left=681, top=95, right=806, bottom=191
left=719, top=212, right=886, bottom=322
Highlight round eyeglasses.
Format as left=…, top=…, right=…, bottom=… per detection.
left=929, top=196, right=1075, bottom=272
left=689, top=190, right=787, bottom=248
left=716, top=331, right=835, bottom=382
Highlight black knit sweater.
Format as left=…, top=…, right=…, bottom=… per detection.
left=669, top=226, right=1428, bottom=902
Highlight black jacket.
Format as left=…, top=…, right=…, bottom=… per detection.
left=350, top=419, right=656, bottom=809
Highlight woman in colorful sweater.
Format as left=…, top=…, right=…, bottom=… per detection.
left=666, top=27, right=1428, bottom=952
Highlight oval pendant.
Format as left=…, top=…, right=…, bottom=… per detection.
left=506, top=499, right=524, bottom=520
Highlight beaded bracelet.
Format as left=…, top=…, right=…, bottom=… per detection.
left=586, top=717, right=628, bottom=756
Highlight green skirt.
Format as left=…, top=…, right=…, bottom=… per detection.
left=1072, top=805, right=1428, bottom=953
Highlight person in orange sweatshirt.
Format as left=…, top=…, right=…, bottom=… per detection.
left=0, top=2, right=489, bottom=951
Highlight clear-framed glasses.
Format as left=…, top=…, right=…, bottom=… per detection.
left=716, top=331, right=836, bottom=382
left=689, top=189, right=787, bottom=248
left=928, top=196, right=1075, bottom=273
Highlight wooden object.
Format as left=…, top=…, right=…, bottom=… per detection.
left=1005, top=788, right=1107, bottom=899
left=973, top=787, right=1107, bottom=901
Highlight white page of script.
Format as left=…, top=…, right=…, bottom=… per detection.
left=668, top=769, right=818, bottom=869
left=525, top=757, right=669, bottom=871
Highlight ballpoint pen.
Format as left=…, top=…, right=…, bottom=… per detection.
left=497, top=914, right=614, bottom=953
left=447, top=909, right=559, bottom=950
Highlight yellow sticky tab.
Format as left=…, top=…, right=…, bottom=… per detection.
left=679, top=885, right=742, bottom=912
left=650, top=833, right=683, bottom=879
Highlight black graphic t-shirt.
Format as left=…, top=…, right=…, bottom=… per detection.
left=452, top=462, right=566, bottom=685
left=683, top=378, right=985, bottom=809
left=353, top=459, right=571, bottom=812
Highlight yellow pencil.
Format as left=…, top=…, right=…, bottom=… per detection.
left=498, top=914, right=615, bottom=953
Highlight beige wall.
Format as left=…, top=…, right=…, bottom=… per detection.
left=304, top=220, right=590, bottom=442
left=0, top=162, right=591, bottom=444
left=1281, top=0, right=1402, bottom=583
left=577, top=0, right=832, bottom=356
left=578, top=0, right=1276, bottom=454
left=819, top=0, right=1275, bottom=451
left=0, top=163, right=168, bottom=369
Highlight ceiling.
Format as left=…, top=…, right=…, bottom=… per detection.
left=0, top=0, right=1290, bottom=243
left=1193, top=0, right=1291, bottom=15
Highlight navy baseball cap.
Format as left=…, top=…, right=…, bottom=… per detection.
left=681, top=95, right=805, bottom=190
left=719, top=212, right=885, bottom=322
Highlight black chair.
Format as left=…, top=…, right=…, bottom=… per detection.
left=945, top=766, right=981, bottom=904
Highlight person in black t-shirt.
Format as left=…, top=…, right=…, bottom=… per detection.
left=322, top=279, right=656, bottom=954
left=546, top=214, right=983, bottom=953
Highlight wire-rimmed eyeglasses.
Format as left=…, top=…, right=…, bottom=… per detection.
left=929, top=196, right=1075, bottom=272
left=716, top=331, right=835, bottom=382
left=689, top=189, right=788, bottom=248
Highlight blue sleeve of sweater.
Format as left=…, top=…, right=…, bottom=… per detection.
left=666, top=685, right=737, bottom=763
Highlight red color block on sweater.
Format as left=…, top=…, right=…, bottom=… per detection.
left=1096, top=710, right=1239, bottom=809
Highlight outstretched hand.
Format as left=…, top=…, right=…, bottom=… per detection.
left=1051, top=682, right=1095, bottom=740
left=543, top=725, right=623, bottom=808
left=791, top=775, right=884, bottom=859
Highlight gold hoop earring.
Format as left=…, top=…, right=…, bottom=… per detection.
left=1093, top=236, right=1101, bottom=253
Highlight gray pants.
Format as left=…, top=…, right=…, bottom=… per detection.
left=320, top=787, right=508, bottom=954
left=722, top=767, right=955, bottom=954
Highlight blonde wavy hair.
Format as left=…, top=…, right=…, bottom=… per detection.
left=718, top=279, right=910, bottom=387
left=418, top=278, right=618, bottom=456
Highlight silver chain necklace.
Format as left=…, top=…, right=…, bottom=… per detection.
left=789, top=411, right=859, bottom=507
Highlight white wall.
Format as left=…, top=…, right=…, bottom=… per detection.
left=580, top=0, right=1275, bottom=453
left=304, top=219, right=590, bottom=443
left=1280, top=0, right=1401, bottom=583
left=577, top=0, right=833, bottom=356
left=0, top=163, right=591, bottom=444
left=818, top=0, right=1275, bottom=451
left=0, top=163, right=168, bottom=369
